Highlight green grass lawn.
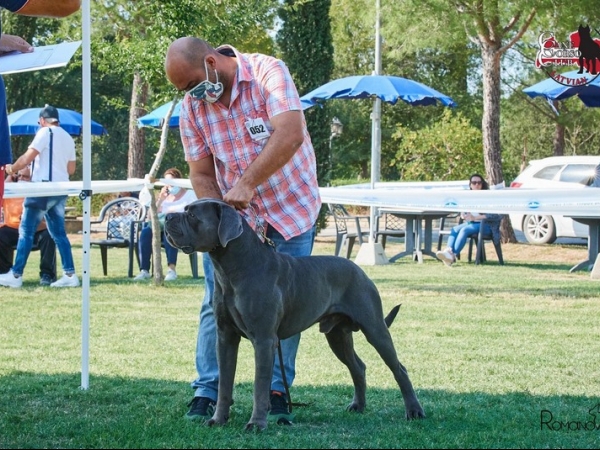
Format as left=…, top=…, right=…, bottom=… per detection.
left=0, top=233, right=599, bottom=448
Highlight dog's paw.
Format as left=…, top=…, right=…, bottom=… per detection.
left=207, top=415, right=229, bottom=427
left=244, top=421, right=267, bottom=432
left=405, top=405, right=426, bottom=420
left=346, top=402, right=365, bottom=413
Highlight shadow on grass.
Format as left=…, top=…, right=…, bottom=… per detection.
left=84, top=276, right=206, bottom=288
left=386, top=259, right=578, bottom=272
left=1, top=372, right=597, bottom=449
left=373, top=277, right=599, bottom=299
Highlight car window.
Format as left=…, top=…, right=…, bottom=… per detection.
left=533, top=165, right=562, bottom=181
left=559, top=164, right=596, bottom=184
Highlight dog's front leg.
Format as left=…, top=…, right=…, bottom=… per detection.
left=208, top=325, right=240, bottom=427
left=245, top=336, right=277, bottom=431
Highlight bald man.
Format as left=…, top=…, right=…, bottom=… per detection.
left=165, top=37, right=321, bottom=424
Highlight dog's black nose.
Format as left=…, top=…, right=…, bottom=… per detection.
left=165, top=213, right=176, bottom=222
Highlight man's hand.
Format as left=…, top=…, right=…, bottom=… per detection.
left=0, top=34, right=33, bottom=55
left=223, top=182, right=255, bottom=210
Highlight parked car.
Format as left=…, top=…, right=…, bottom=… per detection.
left=509, top=155, right=600, bottom=244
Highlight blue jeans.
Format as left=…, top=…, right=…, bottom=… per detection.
left=138, top=224, right=179, bottom=271
left=447, top=221, right=491, bottom=255
left=13, top=195, right=75, bottom=277
left=192, top=224, right=316, bottom=401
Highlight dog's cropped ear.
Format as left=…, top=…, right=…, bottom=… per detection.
left=217, top=203, right=243, bottom=247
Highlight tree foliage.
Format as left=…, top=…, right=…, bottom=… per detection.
left=277, top=0, right=334, bottom=190
left=391, top=109, right=484, bottom=180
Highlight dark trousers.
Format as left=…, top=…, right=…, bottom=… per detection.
left=138, top=224, right=179, bottom=271
left=0, top=226, right=56, bottom=279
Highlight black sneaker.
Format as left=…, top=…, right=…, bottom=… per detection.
left=268, top=391, right=294, bottom=425
left=185, top=396, right=216, bottom=421
left=39, top=274, right=54, bottom=286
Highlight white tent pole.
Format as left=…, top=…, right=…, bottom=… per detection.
left=80, top=0, right=91, bottom=390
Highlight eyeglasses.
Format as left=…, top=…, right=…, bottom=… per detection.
left=470, top=180, right=483, bottom=185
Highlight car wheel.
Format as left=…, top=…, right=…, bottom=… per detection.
left=523, top=215, right=557, bottom=244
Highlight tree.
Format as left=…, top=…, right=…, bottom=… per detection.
left=277, top=0, right=334, bottom=230
left=277, top=0, right=334, bottom=187
left=392, top=109, right=484, bottom=180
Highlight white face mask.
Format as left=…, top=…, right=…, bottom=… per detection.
left=187, top=58, right=224, bottom=103
left=168, top=186, right=181, bottom=195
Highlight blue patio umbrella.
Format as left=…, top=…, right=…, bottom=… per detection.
left=137, top=100, right=182, bottom=128
left=301, top=74, right=457, bottom=108
left=523, top=70, right=600, bottom=107
left=300, top=98, right=314, bottom=110
left=300, top=74, right=456, bottom=188
left=8, top=107, right=107, bottom=136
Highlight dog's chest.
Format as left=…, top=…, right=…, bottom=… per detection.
left=213, top=279, right=256, bottom=339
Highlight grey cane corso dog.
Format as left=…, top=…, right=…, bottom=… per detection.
left=164, top=198, right=425, bottom=431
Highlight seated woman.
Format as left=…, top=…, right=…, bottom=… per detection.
left=436, top=173, right=492, bottom=266
left=134, top=167, right=197, bottom=281
left=0, top=167, right=56, bottom=285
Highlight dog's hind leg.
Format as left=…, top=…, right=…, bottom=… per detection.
left=361, top=326, right=425, bottom=420
left=324, top=327, right=367, bottom=412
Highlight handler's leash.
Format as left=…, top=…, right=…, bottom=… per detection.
left=248, top=203, right=275, bottom=248
left=276, top=342, right=311, bottom=412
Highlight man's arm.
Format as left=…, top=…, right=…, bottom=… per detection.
left=5, top=147, right=39, bottom=175
left=67, top=160, right=75, bottom=176
left=15, top=0, right=81, bottom=17
left=187, top=156, right=222, bottom=200
left=223, top=110, right=304, bottom=210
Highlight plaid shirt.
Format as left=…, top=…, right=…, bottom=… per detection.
left=179, top=45, right=321, bottom=240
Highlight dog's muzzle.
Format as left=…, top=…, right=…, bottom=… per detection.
left=164, top=213, right=196, bottom=254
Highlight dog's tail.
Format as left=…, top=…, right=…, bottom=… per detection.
left=384, top=304, right=401, bottom=328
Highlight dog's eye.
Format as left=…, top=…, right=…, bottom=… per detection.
left=188, top=211, right=196, bottom=219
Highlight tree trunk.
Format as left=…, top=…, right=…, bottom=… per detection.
left=553, top=117, right=565, bottom=156
left=147, top=98, right=179, bottom=285
left=481, top=46, right=503, bottom=187
left=481, top=45, right=517, bottom=243
left=128, top=72, right=148, bottom=179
